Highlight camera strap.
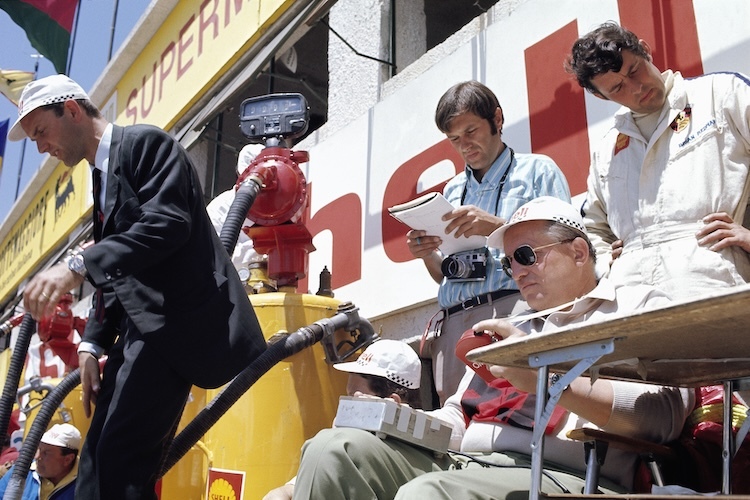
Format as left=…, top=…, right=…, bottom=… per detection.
left=419, top=309, right=446, bottom=356
left=460, top=146, right=514, bottom=216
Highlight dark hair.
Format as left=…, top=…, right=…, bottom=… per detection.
left=564, top=21, right=650, bottom=95
left=545, top=221, right=597, bottom=265
left=47, top=99, right=102, bottom=119
left=60, top=447, right=78, bottom=457
left=435, top=81, right=504, bottom=135
left=361, top=373, right=421, bottom=408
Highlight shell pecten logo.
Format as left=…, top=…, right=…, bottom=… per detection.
left=208, top=478, right=237, bottom=500
left=205, top=468, right=245, bottom=500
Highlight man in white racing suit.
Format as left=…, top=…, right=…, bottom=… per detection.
left=566, top=21, right=750, bottom=300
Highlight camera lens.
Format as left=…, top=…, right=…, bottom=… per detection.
left=441, top=256, right=473, bottom=279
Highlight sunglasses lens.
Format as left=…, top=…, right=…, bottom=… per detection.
left=513, top=245, right=537, bottom=266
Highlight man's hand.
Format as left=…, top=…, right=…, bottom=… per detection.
left=79, top=352, right=102, bottom=418
left=475, top=320, right=616, bottom=426
left=407, top=229, right=441, bottom=258
left=472, top=318, right=525, bottom=342
left=697, top=212, right=750, bottom=253
left=22, top=262, right=85, bottom=320
left=443, top=205, right=504, bottom=239
left=406, top=230, right=444, bottom=283
left=262, top=484, right=294, bottom=500
left=473, top=318, right=539, bottom=393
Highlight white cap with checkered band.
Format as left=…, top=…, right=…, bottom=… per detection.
left=334, top=339, right=421, bottom=389
left=8, top=74, right=89, bottom=141
left=487, top=196, right=587, bottom=253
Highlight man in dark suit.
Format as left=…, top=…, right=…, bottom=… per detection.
left=13, top=75, right=267, bottom=499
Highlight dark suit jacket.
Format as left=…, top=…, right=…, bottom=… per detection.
left=81, top=124, right=266, bottom=388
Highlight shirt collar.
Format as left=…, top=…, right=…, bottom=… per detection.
left=509, top=277, right=617, bottom=327
left=92, top=123, right=114, bottom=173
left=464, top=144, right=512, bottom=186
left=569, top=277, right=616, bottom=307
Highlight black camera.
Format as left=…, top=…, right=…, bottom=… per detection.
left=441, top=248, right=489, bottom=281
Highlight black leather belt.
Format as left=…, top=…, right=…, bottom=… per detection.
left=445, top=289, right=519, bottom=316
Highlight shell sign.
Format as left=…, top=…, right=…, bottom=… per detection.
left=206, top=468, right=245, bottom=500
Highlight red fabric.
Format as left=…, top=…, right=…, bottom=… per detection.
left=457, top=328, right=568, bottom=434
left=0, top=0, right=78, bottom=72
left=0, top=447, right=18, bottom=466
left=461, top=373, right=568, bottom=435
left=641, top=385, right=750, bottom=493
left=7, top=410, right=19, bottom=437
left=18, top=0, right=77, bottom=32
left=682, top=386, right=750, bottom=493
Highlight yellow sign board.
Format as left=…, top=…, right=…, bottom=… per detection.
left=0, top=0, right=296, bottom=302
left=0, top=161, right=91, bottom=302
left=115, top=0, right=293, bottom=129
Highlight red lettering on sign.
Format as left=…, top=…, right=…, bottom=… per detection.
left=200, top=0, right=220, bottom=54
left=224, top=0, right=243, bottom=28
left=525, top=20, right=590, bottom=196
left=123, top=0, right=249, bottom=122
left=141, top=63, right=157, bottom=119
left=126, top=88, right=138, bottom=124
left=618, top=0, right=703, bottom=77
left=178, top=16, right=196, bottom=79
left=160, top=42, right=176, bottom=100
left=302, top=187, right=362, bottom=292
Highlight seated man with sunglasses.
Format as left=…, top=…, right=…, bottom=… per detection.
left=291, top=196, right=692, bottom=499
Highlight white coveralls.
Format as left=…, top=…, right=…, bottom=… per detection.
left=584, top=71, right=750, bottom=300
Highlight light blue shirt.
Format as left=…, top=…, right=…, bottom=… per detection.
left=437, top=146, right=571, bottom=308
left=0, top=465, right=77, bottom=500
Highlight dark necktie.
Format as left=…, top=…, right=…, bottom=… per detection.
left=92, top=168, right=106, bottom=323
left=92, top=168, right=104, bottom=240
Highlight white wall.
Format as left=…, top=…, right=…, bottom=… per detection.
left=299, top=0, right=750, bottom=339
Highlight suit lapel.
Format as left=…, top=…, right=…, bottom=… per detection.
left=102, top=126, right=124, bottom=232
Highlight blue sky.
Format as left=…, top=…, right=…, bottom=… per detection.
left=0, top=0, right=152, bottom=223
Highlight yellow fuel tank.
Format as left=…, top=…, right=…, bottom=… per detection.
left=159, top=291, right=351, bottom=499
left=20, top=384, right=91, bottom=444
left=2, top=344, right=91, bottom=448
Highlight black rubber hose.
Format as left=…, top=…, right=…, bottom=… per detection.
left=159, top=323, right=323, bottom=476
left=0, top=314, right=35, bottom=441
left=160, top=312, right=366, bottom=476
left=3, top=369, right=81, bottom=500
left=219, top=179, right=262, bottom=255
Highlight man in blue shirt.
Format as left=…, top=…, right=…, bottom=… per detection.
left=0, top=423, right=80, bottom=500
left=407, top=81, right=570, bottom=406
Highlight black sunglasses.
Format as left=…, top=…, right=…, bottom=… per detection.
left=500, top=239, right=575, bottom=278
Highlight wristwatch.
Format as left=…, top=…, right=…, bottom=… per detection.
left=67, top=253, right=88, bottom=278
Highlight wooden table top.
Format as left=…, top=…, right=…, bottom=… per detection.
left=466, top=284, right=750, bottom=387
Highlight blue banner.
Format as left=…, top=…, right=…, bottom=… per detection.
left=0, top=119, right=8, bottom=173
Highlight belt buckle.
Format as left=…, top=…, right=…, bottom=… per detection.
left=461, top=296, right=481, bottom=311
